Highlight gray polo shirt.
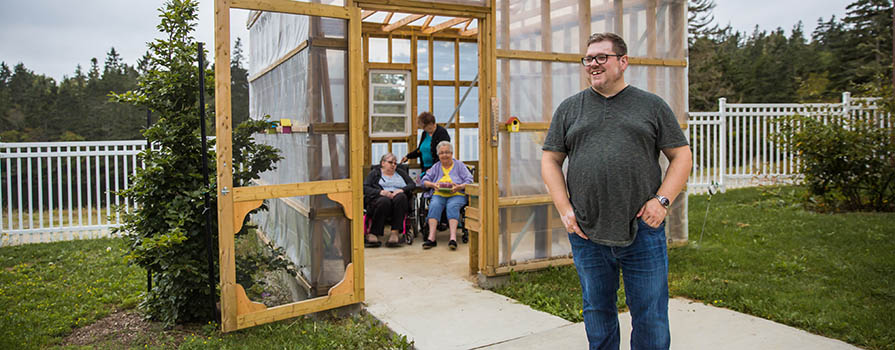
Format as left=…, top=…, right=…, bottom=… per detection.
left=542, top=85, right=688, bottom=246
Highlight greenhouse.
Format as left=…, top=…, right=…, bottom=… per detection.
left=213, top=0, right=688, bottom=332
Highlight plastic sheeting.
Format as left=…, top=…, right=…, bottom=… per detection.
left=247, top=11, right=351, bottom=296
left=495, top=0, right=688, bottom=265
left=498, top=205, right=572, bottom=264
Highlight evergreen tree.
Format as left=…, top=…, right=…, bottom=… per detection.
left=230, top=37, right=250, bottom=127
left=843, top=0, right=893, bottom=88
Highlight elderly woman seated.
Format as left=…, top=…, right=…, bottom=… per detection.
left=364, top=152, right=416, bottom=248
left=420, top=141, right=474, bottom=250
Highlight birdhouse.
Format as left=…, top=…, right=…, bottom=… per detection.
left=505, top=116, right=521, bottom=132
left=279, top=119, right=292, bottom=133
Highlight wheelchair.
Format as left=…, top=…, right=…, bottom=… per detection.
left=412, top=188, right=469, bottom=244
left=363, top=164, right=418, bottom=246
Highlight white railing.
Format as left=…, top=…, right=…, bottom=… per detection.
left=1, top=141, right=150, bottom=246
left=687, top=92, right=891, bottom=193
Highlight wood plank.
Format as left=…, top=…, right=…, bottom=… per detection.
left=232, top=179, right=352, bottom=202
left=578, top=0, right=591, bottom=90
left=498, top=194, right=553, bottom=207
left=231, top=0, right=350, bottom=18
left=465, top=206, right=480, bottom=220
left=348, top=5, right=366, bottom=303
left=310, top=37, right=348, bottom=49
left=496, top=49, right=687, bottom=67
left=362, top=10, right=377, bottom=19
left=422, top=17, right=470, bottom=35
left=382, top=14, right=425, bottom=32
left=236, top=292, right=355, bottom=329
left=465, top=217, right=481, bottom=232
left=366, top=62, right=414, bottom=70
left=460, top=27, right=478, bottom=36
left=421, top=15, right=434, bottom=31
left=214, top=0, right=238, bottom=333
left=494, top=122, right=550, bottom=132
left=494, top=257, right=574, bottom=275
left=248, top=41, right=309, bottom=83
left=310, top=122, right=349, bottom=133
left=354, top=0, right=490, bottom=17
left=465, top=183, right=480, bottom=196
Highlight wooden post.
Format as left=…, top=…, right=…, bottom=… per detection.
left=614, top=0, right=624, bottom=37
left=497, top=0, right=512, bottom=268
left=348, top=2, right=365, bottom=302
left=213, top=0, right=237, bottom=332
left=479, top=0, right=500, bottom=275
left=666, top=0, right=688, bottom=245
left=578, top=0, right=591, bottom=90
left=537, top=0, right=552, bottom=259
left=646, top=0, right=657, bottom=93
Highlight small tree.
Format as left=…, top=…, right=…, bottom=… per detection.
left=113, top=0, right=280, bottom=326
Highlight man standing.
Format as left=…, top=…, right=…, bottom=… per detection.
left=541, top=33, right=692, bottom=350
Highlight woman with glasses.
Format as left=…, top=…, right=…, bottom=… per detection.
left=364, top=152, right=416, bottom=247
left=420, top=141, right=473, bottom=250
left=401, top=111, right=451, bottom=175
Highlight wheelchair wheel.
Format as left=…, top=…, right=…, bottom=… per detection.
left=461, top=229, right=469, bottom=243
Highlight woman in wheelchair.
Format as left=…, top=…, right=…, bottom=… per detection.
left=420, top=141, right=473, bottom=250
left=363, top=152, right=416, bottom=248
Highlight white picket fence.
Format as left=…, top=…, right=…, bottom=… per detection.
left=2, top=93, right=890, bottom=245
left=687, top=92, right=890, bottom=193
left=0, top=141, right=150, bottom=246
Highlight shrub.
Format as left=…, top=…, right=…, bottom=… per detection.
left=774, top=92, right=895, bottom=212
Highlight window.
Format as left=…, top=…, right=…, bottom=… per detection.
left=369, top=70, right=411, bottom=137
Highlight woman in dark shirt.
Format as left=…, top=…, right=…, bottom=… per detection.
left=402, top=111, right=450, bottom=175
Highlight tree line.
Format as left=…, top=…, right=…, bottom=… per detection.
left=688, top=0, right=893, bottom=111
left=1, top=0, right=892, bottom=141
left=0, top=39, right=250, bottom=142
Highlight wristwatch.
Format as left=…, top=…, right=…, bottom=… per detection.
left=654, top=194, right=670, bottom=208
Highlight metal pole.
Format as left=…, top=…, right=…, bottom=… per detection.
left=146, top=109, right=152, bottom=293
left=197, top=42, right=217, bottom=320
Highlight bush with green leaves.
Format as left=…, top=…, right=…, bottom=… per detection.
left=112, top=0, right=281, bottom=326
left=774, top=89, right=895, bottom=212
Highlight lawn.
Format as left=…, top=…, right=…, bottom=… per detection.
left=493, top=185, right=895, bottom=350
left=0, top=237, right=412, bottom=349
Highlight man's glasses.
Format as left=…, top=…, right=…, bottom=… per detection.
left=580, top=54, right=624, bottom=66
left=385, top=160, right=397, bottom=165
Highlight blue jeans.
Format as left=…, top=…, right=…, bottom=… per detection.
left=427, top=195, right=466, bottom=221
left=568, top=219, right=670, bottom=350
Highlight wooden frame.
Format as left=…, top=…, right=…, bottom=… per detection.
left=217, top=0, right=688, bottom=332
left=215, top=0, right=362, bottom=333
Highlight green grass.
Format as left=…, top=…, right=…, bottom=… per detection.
left=0, top=237, right=412, bottom=349
left=492, top=185, right=895, bottom=350
left=0, top=238, right=143, bottom=349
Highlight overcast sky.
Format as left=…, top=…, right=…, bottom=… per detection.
left=0, top=0, right=853, bottom=82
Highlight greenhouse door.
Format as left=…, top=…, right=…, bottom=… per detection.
left=214, top=0, right=365, bottom=333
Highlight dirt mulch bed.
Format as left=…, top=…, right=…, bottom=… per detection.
left=62, top=309, right=202, bottom=348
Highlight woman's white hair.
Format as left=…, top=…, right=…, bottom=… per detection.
left=436, top=141, right=453, bottom=153
left=379, top=152, right=396, bottom=163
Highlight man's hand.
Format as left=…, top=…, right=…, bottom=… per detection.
left=636, top=198, right=667, bottom=228
left=561, top=210, right=587, bottom=240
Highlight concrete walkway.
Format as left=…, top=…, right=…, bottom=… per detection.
left=363, top=236, right=860, bottom=350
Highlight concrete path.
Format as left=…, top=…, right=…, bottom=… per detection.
left=363, top=236, right=860, bottom=350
